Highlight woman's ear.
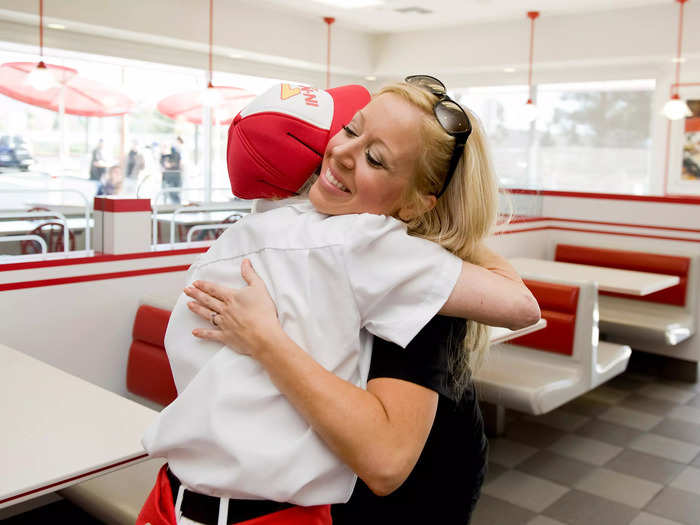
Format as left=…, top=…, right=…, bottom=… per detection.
left=397, top=193, right=437, bottom=221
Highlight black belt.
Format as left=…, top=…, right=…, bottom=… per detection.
left=166, top=467, right=294, bottom=525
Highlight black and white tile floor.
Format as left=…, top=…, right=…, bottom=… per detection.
left=473, top=371, right=700, bottom=525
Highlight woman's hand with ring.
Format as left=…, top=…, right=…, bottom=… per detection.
left=183, top=259, right=281, bottom=357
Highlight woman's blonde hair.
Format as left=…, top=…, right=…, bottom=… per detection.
left=378, top=82, right=499, bottom=396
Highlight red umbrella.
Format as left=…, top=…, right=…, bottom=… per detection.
left=156, top=86, right=255, bottom=125
left=0, top=62, right=134, bottom=117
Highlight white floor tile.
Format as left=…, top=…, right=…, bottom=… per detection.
left=489, top=438, right=538, bottom=468
left=527, top=517, right=568, bottom=525
left=574, top=468, right=662, bottom=508
left=547, top=434, right=622, bottom=466
left=598, top=406, right=663, bottom=431
left=628, top=434, right=700, bottom=463
left=669, top=466, right=700, bottom=495
left=667, top=405, right=700, bottom=425
left=638, top=384, right=695, bottom=404
left=483, top=470, right=569, bottom=513
left=527, top=409, right=590, bottom=432
left=629, top=512, right=685, bottom=525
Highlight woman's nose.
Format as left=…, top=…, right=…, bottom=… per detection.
left=331, top=141, right=356, bottom=171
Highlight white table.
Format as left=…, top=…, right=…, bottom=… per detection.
left=157, top=210, right=247, bottom=226
left=509, top=257, right=680, bottom=296
left=489, top=318, right=547, bottom=345
left=0, top=217, right=93, bottom=236
left=0, top=344, right=157, bottom=508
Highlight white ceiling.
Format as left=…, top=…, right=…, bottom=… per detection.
left=247, top=0, right=674, bottom=33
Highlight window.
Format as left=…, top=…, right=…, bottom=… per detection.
left=454, top=80, right=655, bottom=194
left=0, top=42, right=300, bottom=257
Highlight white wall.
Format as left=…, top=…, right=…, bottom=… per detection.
left=0, top=251, right=196, bottom=395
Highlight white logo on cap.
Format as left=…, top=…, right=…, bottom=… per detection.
left=240, top=83, right=333, bottom=131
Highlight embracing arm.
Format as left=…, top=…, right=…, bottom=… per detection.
left=185, top=263, right=437, bottom=496
left=439, top=244, right=540, bottom=330
left=250, top=329, right=437, bottom=496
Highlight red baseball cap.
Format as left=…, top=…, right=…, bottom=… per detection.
left=227, top=83, right=371, bottom=199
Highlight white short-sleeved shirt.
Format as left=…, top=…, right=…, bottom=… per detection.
left=141, top=200, right=462, bottom=505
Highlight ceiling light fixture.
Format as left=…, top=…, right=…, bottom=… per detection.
left=324, top=17, right=335, bottom=89
left=47, top=23, right=65, bottom=30
left=364, top=75, right=377, bottom=81
left=523, top=10, right=540, bottom=123
left=504, top=67, right=516, bottom=73
left=663, top=0, right=692, bottom=120
left=25, top=0, right=59, bottom=91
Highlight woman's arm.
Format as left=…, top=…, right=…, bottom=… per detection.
left=439, top=245, right=540, bottom=330
left=185, top=262, right=438, bottom=496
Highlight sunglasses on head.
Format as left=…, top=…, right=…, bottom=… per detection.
left=405, top=75, right=472, bottom=198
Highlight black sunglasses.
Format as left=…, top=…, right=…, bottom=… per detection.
left=405, top=75, right=472, bottom=198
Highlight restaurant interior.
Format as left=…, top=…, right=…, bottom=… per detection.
left=1, top=1, right=700, bottom=524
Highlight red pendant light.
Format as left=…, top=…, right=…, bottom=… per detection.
left=523, top=10, right=540, bottom=123
left=23, top=0, right=60, bottom=91
left=200, top=0, right=222, bottom=107
left=323, top=17, right=335, bottom=89
left=663, top=0, right=692, bottom=120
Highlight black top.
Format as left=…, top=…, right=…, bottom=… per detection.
left=331, top=316, right=488, bottom=525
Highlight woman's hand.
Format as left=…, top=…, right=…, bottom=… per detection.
left=184, top=258, right=282, bottom=356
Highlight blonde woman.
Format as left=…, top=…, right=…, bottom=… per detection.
left=141, top=77, right=536, bottom=525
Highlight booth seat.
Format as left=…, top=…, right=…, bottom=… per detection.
left=60, top=297, right=177, bottom=525
left=473, top=278, right=631, bottom=415
left=555, top=244, right=697, bottom=347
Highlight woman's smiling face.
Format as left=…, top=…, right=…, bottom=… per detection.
left=309, top=93, right=424, bottom=217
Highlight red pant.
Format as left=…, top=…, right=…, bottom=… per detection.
left=136, top=465, right=332, bottom=525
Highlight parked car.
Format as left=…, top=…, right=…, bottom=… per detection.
left=0, top=135, right=34, bottom=171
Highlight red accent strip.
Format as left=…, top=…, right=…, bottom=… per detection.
left=507, top=215, right=700, bottom=233
left=0, top=247, right=207, bottom=272
left=39, top=0, right=43, bottom=57
left=0, top=453, right=149, bottom=506
left=209, top=0, right=213, bottom=85
left=495, top=226, right=550, bottom=235
left=93, top=196, right=152, bottom=212
left=0, top=265, right=190, bottom=292
left=494, top=223, right=700, bottom=243
left=324, top=17, right=335, bottom=89
left=506, top=189, right=700, bottom=205
left=674, top=0, right=687, bottom=89
left=547, top=225, right=700, bottom=243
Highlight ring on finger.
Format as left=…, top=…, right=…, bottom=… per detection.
left=211, top=312, right=219, bottom=327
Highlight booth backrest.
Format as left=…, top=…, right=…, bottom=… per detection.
left=555, top=244, right=690, bottom=307
left=510, top=279, right=579, bottom=356
left=126, top=305, right=177, bottom=406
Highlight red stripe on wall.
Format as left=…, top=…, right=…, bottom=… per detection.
left=493, top=224, right=700, bottom=243
left=507, top=189, right=700, bottom=205
left=0, top=454, right=149, bottom=506
left=0, top=247, right=207, bottom=272
left=0, top=265, right=190, bottom=292
left=546, top=226, right=700, bottom=243
left=506, top=216, right=700, bottom=234
left=495, top=226, right=550, bottom=235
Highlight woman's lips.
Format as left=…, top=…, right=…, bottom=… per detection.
left=322, top=168, right=350, bottom=193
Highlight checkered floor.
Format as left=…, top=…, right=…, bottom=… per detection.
left=472, top=371, right=700, bottom=525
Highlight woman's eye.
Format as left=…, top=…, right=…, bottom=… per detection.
left=343, top=125, right=358, bottom=137
left=365, top=150, right=383, bottom=168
